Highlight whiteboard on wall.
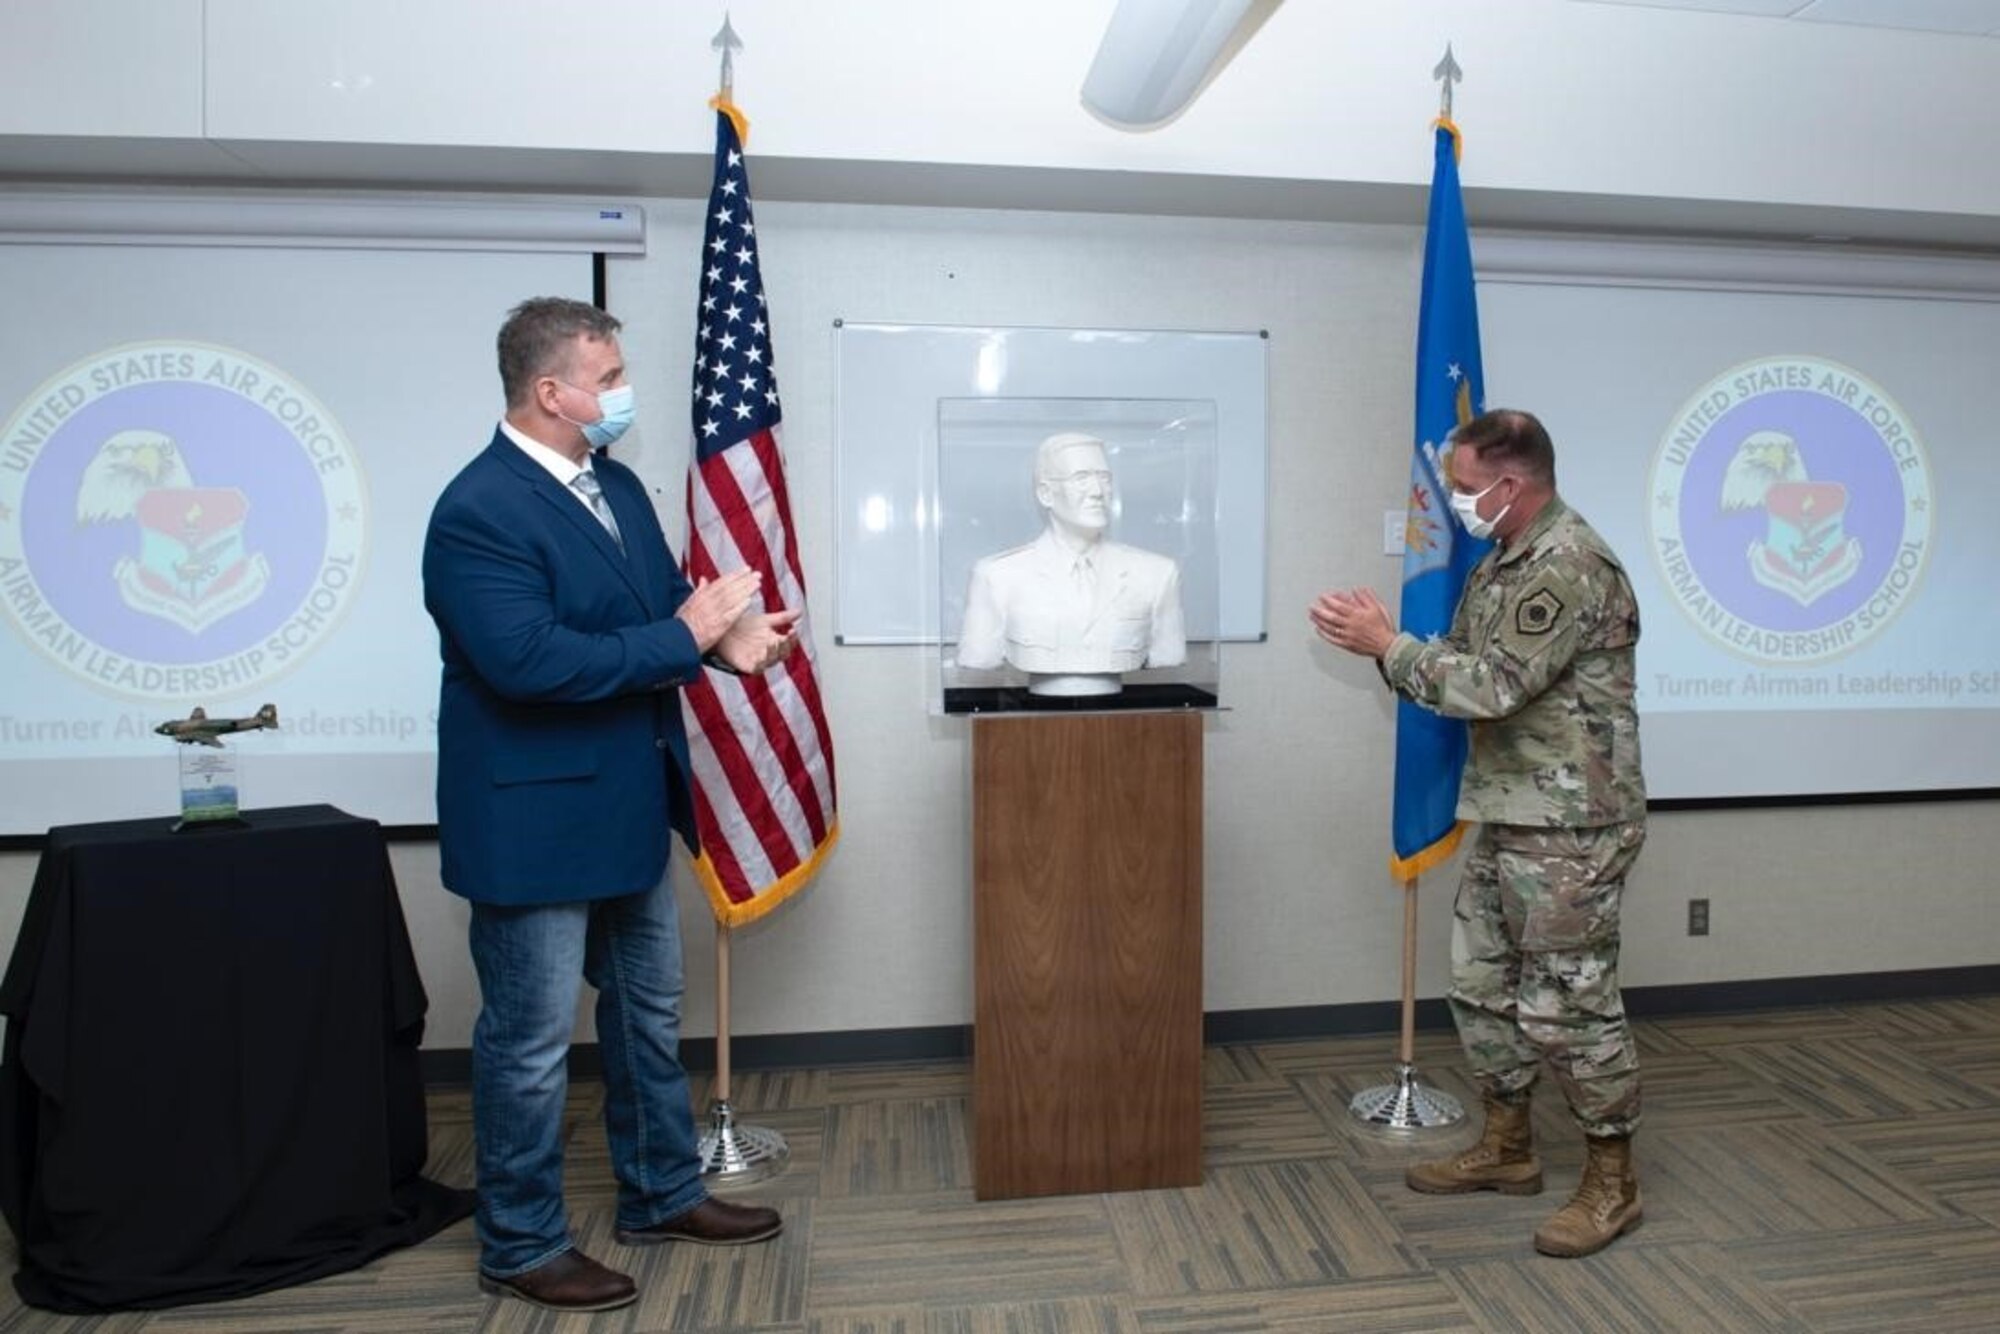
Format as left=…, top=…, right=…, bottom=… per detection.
left=833, top=322, right=1268, bottom=644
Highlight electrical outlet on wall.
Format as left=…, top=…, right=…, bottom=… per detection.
left=1688, top=898, right=1710, bottom=936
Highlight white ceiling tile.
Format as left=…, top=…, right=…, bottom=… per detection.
left=1794, top=0, right=2000, bottom=33
left=1573, top=0, right=2000, bottom=33
left=1574, top=1, right=1805, bottom=14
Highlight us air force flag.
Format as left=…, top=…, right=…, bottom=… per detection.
left=1391, top=119, right=1490, bottom=881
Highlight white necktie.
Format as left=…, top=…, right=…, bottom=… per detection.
left=571, top=469, right=624, bottom=551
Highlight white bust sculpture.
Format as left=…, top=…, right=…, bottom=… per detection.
left=955, top=431, right=1186, bottom=697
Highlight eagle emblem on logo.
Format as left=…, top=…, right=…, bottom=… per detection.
left=1720, top=429, right=1861, bottom=608
left=78, top=429, right=271, bottom=632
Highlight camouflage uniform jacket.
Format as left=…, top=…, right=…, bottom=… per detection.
left=1380, top=496, right=1647, bottom=828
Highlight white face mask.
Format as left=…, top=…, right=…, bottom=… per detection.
left=1449, top=476, right=1509, bottom=540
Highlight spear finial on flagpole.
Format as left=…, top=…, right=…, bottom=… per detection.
left=709, top=14, right=750, bottom=144
left=1433, top=42, right=1462, bottom=122
left=712, top=14, right=742, bottom=101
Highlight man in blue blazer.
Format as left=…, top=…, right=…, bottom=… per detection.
left=423, top=298, right=798, bottom=1313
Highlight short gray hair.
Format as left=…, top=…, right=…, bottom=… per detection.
left=1451, top=409, right=1556, bottom=486
left=497, top=298, right=622, bottom=408
left=1033, top=431, right=1108, bottom=485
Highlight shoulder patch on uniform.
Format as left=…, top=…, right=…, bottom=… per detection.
left=1516, top=587, right=1565, bottom=636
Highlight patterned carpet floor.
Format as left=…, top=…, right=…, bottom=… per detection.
left=6, top=996, right=2000, bottom=1332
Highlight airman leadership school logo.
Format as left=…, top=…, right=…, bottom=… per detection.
left=0, top=342, right=366, bottom=700
left=1649, top=356, right=1931, bottom=665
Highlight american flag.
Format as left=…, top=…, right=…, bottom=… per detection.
left=681, top=101, right=838, bottom=925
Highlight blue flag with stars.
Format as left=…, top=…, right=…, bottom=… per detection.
left=1391, top=119, right=1489, bottom=881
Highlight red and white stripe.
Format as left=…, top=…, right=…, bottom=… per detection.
left=681, top=424, right=838, bottom=923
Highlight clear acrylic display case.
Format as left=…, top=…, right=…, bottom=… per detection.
left=926, top=397, right=1222, bottom=715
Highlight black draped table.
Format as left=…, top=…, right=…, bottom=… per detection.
left=0, top=804, right=474, bottom=1312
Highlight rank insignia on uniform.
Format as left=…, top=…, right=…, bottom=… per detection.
left=1517, top=588, right=1564, bottom=634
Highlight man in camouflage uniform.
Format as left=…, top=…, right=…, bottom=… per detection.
left=1310, top=408, right=1647, bottom=1258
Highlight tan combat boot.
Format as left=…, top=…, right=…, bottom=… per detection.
left=1405, top=1093, right=1543, bottom=1195
left=1533, top=1135, right=1642, bottom=1257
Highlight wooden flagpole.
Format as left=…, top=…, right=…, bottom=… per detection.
left=715, top=924, right=733, bottom=1106
left=696, top=920, right=788, bottom=1180
left=1347, top=873, right=1464, bottom=1129
left=1399, top=876, right=1420, bottom=1066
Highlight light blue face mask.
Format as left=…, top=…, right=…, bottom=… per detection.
left=561, top=382, right=636, bottom=449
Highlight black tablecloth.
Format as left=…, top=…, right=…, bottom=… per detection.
left=0, top=805, right=474, bottom=1312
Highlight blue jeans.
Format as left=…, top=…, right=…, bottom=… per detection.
left=468, top=875, right=708, bottom=1276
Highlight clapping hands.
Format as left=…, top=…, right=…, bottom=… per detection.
left=676, top=568, right=801, bottom=674
left=1309, top=586, right=1397, bottom=659
left=714, top=605, right=801, bottom=674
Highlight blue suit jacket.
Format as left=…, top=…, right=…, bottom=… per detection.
left=422, top=430, right=703, bottom=905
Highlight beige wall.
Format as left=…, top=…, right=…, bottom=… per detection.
left=3, top=1, right=1997, bottom=1050
left=5, top=200, right=1991, bottom=1050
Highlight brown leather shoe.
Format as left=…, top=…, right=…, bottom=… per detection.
left=477, top=1248, right=637, bottom=1312
left=615, top=1196, right=783, bottom=1247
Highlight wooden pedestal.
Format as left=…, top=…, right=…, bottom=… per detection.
left=971, top=711, right=1203, bottom=1200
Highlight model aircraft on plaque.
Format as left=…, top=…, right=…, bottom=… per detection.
left=154, top=704, right=279, bottom=747
left=154, top=704, right=279, bottom=828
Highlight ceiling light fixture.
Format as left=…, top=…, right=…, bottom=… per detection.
left=1080, top=0, right=1258, bottom=131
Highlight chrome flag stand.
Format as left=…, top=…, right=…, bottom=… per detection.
left=697, top=923, right=788, bottom=1182
left=1349, top=877, right=1464, bottom=1130
left=1350, top=1061, right=1462, bottom=1129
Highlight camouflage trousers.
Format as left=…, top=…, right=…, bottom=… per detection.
left=1447, top=819, right=1647, bottom=1138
